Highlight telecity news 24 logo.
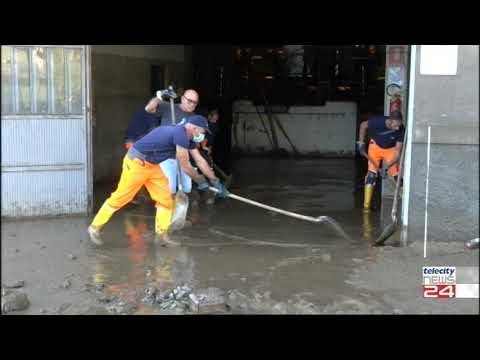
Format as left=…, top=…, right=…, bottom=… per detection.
left=423, top=266, right=479, bottom=299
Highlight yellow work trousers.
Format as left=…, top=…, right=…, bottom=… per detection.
left=91, top=155, right=174, bottom=234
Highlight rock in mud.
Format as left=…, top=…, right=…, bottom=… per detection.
left=225, top=289, right=250, bottom=311
left=2, top=292, right=30, bottom=313
left=465, top=238, right=479, bottom=250
left=67, top=254, right=77, bottom=260
left=142, top=287, right=158, bottom=305
left=61, top=280, right=71, bottom=289
left=195, top=287, right=228, bottom=314
left=145, top=287, right=157, bottom=296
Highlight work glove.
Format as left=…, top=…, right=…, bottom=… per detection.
left=197, top=176, right=209, bottom=192
left=156, top=86, right=178, bottom=101
left=356, top=141, right=366, bottom=155
left=211, top=179, right=229, bottom=199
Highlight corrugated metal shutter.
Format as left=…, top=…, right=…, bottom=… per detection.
left=1, top=45, right=92, bottom=218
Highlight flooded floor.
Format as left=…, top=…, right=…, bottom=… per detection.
left=2, top=158, right=478, bottom=314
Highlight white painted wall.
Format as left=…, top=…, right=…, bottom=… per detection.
left=92, top=45, right=185, bottom=62
left=232, top=101, right=357, bottom=156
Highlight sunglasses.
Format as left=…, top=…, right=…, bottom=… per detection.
left=182, top=96, right=198, bottom=106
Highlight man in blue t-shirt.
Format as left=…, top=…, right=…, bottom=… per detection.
left=124, top=103, right=161, bottom=150
left=124, top=89, right=199, bottom=205
left=153, top=88, right=199, bottom=125
left=88, top=115, right=228, bottom=247
left=356, top=111, right=405, bottom=211
left=124, top=89, right=199, bottom=149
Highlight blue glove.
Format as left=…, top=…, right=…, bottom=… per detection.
left=211, top=180, right=228, bottom=199
left=356, top=141, right=366, bottom=155
left=197, top=177, right=209, bottom=192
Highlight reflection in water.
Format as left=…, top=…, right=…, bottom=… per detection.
left=188, top=190, right=217, bottom=227
left=362, top=211, right=374, bottom=241
left=153, top=244, right=195, bottom=289
left=89, top=213, right=196, bottom=308
left=125, top=214, right=148, bottom=265
left=90, top=214, right=151, bottom=300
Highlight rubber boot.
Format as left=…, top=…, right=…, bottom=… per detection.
left=155, top=206, right=180, bottom=247
left=363, top=184, right=375, bottom=212
left=88, top=201, right=117, bottom=245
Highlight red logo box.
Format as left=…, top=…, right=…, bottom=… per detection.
left=423, top=285, right=456, bottom=298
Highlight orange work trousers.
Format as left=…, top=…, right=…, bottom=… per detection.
left=367, top=140, right=400, bottom=177
left=106, top=155, right=173, bottom=212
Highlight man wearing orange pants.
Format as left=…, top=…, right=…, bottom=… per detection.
left=356, top=111, right=404, bottom=211
left=88, top=115, right=228, bottom=246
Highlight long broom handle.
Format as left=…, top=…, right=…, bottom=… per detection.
left=170, top=96, right=184, bottom=192
left=209, top=187, right=325, bottom=223
left=391, top=131, right=408, bottom=223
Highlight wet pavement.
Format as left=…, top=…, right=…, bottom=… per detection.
left=2, top=158, right=478, bottom=314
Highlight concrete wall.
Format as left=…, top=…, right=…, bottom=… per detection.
left=405, top=45, right=479, bottom=242
left=91, top=45, right=187, bottom=183
left=232, top=101, right=357, bottom=156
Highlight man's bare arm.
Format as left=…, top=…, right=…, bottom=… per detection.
left=358, top=121, right=368, bottom=143
left=145, top=98, right=161, bottom=113
left=176, top=146, right=204, bottom=183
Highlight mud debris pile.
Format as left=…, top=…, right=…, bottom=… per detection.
left=142, top=285, right=228, bottom=314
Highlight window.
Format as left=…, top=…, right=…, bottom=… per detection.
left=1, top=46, right=83, bottom=115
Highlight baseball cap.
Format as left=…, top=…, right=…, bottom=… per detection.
left=186, top=115, right=211, bottom=134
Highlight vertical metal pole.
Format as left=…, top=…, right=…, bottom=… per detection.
left=402, top=45, right=417, bottom=232
left=423, top=126, right=432, bottom=258
left=84, top=45, right=93, bottom=215
left=170, top=96, right=176, bottom=125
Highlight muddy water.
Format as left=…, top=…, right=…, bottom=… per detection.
left=3, top=158, right=477, bottom=314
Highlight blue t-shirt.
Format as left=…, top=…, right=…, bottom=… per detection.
left=124, top=108, right=161, bottom=143
left=368, top=116, right=405, bottom=149
left=133, top=125, right=197, bottom=164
